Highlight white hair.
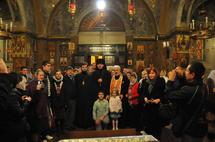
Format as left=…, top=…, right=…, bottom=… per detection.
left=114, top=65, right=121, bottom=70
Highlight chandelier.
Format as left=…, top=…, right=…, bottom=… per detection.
left=128, top=0, right=135, bottom=22
left=189, top=10, right=215, bottom=39
left=0, top=18, right=13, bottom=38
left=68, top=0, right=76, bottom=18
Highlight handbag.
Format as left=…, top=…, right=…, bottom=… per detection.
left=159, top=99, right=174, bottom=121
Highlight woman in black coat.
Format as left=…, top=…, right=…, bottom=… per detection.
left=141, top=68, right=166, bottom=139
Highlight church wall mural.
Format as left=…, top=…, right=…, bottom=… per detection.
left=6, top=35, right=35, bottom=71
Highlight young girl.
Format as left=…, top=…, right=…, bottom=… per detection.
left=109, top=89, right=122, bottom=130
left=92, top=91, right=109, bottom=130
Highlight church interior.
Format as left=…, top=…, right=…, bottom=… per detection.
left=0, top=0, right=214, bottom=72
left=0, top=0, right=215, bottom=142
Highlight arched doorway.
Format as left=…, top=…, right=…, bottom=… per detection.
left=76, top=10, right=127, bottom=67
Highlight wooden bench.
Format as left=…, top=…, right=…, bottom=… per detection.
left=64, top=128, right=138, bottom=139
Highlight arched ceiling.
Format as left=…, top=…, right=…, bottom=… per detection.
left=0, top=0, right=35, bottom=32
left=191, top=0, right=215, bottom=21
left=1, top=0, right=213, bottom=37
left=179, top=0, right=215, bottom=24
left=79, top=11, right=125, bottom=31
left=0, top=0, right=12, bottom=20
left=47, top=0, right=158, bottom=37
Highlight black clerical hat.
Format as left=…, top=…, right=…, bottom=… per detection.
left=96, top=59, right=105, bottom=65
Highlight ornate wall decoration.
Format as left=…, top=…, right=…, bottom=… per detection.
left=176, top=35, right=190, bottom=51
left=181, top=0, right=192, bottom=23
left=48, top=3, right=76, bottom=36
left=59, top=43, right=68, bottom=66
left=68, top=42, right=75, bottom=54
left=173, top=35, right=190, bottom=66
left=134, top=9, right=156, bottom=36
left=189, top=39, right=203, bottom=61
left=143, top=0, right=160, bottom=24
left=8, top=0, right=21, bottom=21
left=8, top=35, right=31, bottom=59
left=127, top=42, right=133, bottom=53
left=150, top=0, right=157, bottom=10
left=136, top=45, right=144, bottom=60
left=24, top=0, right=35, bottom=32
left=6, top=35, right=34, bottom=70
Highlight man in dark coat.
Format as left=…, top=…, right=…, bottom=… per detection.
left=165, top=61, right=208, bottom=142
left=42, top=61, right=53, bottom=97
left=166, top=64, right=187, bottom=92
left=27, top=69, right=54, bottom=141
left=75, top=62, right=96, bottom=129
left=0, top=71, right=30, bottom=142
left=93, top=59, right=111, bottom=96
left=62, top=66, right=77, bottom=130
left=51, top=70, right=66, bottom=134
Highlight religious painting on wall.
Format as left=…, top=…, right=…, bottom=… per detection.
left=137, top=45, right=145, bottom=59
left=137, top=45, right=144, bottom=54
left=173, top=35, right=190, bottom=66
left=68, top=42, right=76, bottom=54
left=128, top=59, right=133, bottom=65
left=189, top=39, right=203, bottom=61
left=7, top=35, right=33, bottom=71
left=127, top=42, right=133, bottom=52
left=8, top=35, right=31, bottom=59
left=136, top=60, right=145, bottom=73
left=176, top=35, right=190, bottom=52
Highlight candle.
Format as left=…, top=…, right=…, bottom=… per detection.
left=5, top=24, right=8, bottom=32
left=0, top=18, right=2, bottom=29
left=205, top=17, right=208, bottom=28
left=10, top=22, right=13, bottom=31
left=167, top=41, right=170, bottom=47
left=199, top=23, right=202, bottom=30
left=163, top=42, right=166, bottom=48
left=192, top=19, right=195, bottom=30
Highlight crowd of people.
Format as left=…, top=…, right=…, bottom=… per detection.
left=0, top=57, right=215, bottom=142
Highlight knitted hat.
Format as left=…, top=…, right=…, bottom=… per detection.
left=65, top=66, right=73, bottom=70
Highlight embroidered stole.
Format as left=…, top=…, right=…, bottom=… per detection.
left=110, top=74, right=123, bottom=94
